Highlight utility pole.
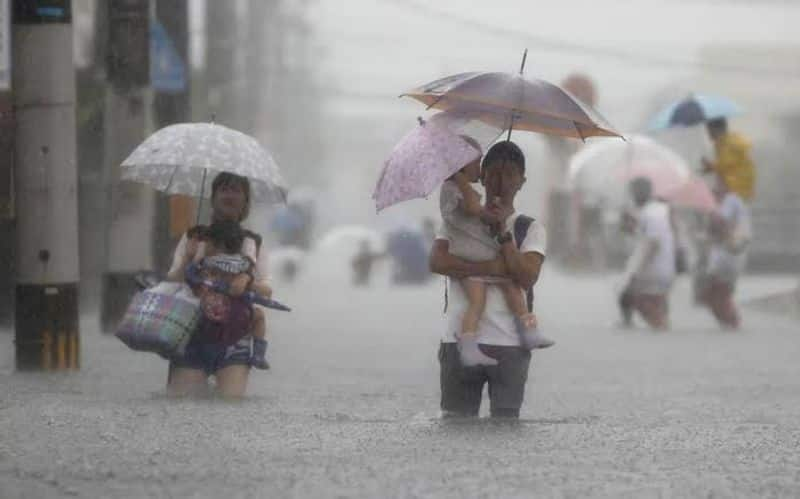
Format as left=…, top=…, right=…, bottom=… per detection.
left=12, top=0, right=80, bottom=369
left=152, top=0, right=193, bottom=273
left=206, top=0, right=244, bottom=131
left=0, top=0, right=13, bottom=328
left=99, top=0, right=154, bottom=333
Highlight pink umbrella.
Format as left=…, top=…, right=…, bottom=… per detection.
left=373, top=115, right=480, bottom=212
left=662, top=176, right=716, bottom=212
left=568, top=135, right=690, bottom=206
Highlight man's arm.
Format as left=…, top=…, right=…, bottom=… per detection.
left=429, top=239, right=507, bottom=280
left=499, top=241, right=543, bottom=290
left=621, top=237, right=658, bottom=285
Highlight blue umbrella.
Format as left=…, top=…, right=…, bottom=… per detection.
left=649, top=94, right=742, bottom=130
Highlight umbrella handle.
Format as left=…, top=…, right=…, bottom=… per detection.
left=519, top=48, right=528, bottom=75
left=196, top=168, right=208, bottom=224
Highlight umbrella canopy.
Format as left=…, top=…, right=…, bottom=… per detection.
left=373, top=114, right=481, bottom=212
left=567, top=135, right=690, bottom=206
left=121, top=122, right=288, bottom=204
left=661, top=176, right=716, bottom=212
left=402, top=69, right=620, bottom=140
left=649, top=94, right=742, bottom=130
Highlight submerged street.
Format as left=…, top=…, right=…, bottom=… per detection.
left=2, top=264, right=799, bottom=498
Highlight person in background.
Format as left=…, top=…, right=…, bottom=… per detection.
left=702, top=176, right=751, bottom=329
left=617, top=177, right=676, bottom=330
left=702, top=118, right=755, bottom=202
left=351, top=240, right=384, bottom=286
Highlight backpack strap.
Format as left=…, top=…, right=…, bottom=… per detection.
left=242, top=229, right=263, bottom=257
left=513, top=215, right=535, bottom=313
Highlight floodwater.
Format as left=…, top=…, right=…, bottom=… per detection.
left=2, top=250, right=799, bottom=498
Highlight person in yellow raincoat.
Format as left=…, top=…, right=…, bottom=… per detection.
left=702, top=118, right=755, bottom=201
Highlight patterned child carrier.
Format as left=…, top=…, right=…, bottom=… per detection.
left=193, top=254, right=255, bottom=346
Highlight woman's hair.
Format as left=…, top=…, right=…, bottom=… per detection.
left=187, top=220, right=263, bottom=255
left=482, top=140, right=525, bottom=174
left=207, top=220, right=245, bottom=254
left=211, top=172, right=251, bottom=221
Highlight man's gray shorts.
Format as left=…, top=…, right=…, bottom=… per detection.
left=438, top=342, right=531, bottom=418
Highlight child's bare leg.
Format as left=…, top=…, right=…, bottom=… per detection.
left=457, top=279, right=497, bottom=366
left=461, top=278, right=487, bottom=336
left=498, top=282, right=554, bottom=350
left=251, top=308, right=266, bottom=340
left=250, top=308, right=270, bottom=370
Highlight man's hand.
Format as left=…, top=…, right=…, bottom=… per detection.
left=485, top=197, right=513, bottom=234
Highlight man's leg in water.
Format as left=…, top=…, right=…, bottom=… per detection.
left=707, top=278, right=741, bottom=329
left=633, top=293, right=670, bottom=330
left=498, top=282, right=553, bottom=349
left=483, top=345, right=532, bottom=418
left=457, top=279, right=497, bottom=366
left=618, top=287, right=635, bottom=327
left=439, top=342, right=486, bottom=417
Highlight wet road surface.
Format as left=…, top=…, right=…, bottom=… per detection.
left=2, top=265, right=799, bottom=498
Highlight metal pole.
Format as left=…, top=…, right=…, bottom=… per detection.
left=12, top=1, right=80, bottom=370
left=506, top=49, right=528, bottom=142
left=153, top=0, right=193, bottom=273
left=100, top=0, right=155, bottom=333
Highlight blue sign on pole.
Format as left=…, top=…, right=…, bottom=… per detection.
left=150, top=20, right=186, bottom=93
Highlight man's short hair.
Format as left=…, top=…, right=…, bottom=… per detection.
left=707, top=118, right=728, bottom=134
left=482, top=140, right=525, bottom=175
left=629, top=176, right=653, bottom=201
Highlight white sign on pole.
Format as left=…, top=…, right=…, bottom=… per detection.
left=0, top=0, right=9, bottom=90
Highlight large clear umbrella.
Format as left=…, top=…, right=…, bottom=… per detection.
left=567, top=134, right=690, bottom=207
left=121, top=123, right=288, bottom=216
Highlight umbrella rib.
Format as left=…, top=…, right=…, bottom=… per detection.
left=164, top=165, right=179, bottom=194
left=573, top=121, right=586, bottom=143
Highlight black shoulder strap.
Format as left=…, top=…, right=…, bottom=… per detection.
left=242, top=229, right=263, bottom=256
left=186, top=224, right=209, bottom=240
left=513, top=215, right=535, bottom=313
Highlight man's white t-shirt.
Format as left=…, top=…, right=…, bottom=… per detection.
left=708, top=192, right=750, bottom=281
left=630, top=200, right=675, bottom=294
left=437, top=212, right=547, bottom=346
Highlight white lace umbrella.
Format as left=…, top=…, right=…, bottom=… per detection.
left=121, top=122, right=288, bottom=204
left=567, top=134, right=690, bottom=206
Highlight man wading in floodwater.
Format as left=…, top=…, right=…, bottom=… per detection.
left=429, top=141, right=548, bottom=418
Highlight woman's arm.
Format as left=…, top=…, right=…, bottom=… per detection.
left=242, top=235, right=272, bottom=298
left=165, top=234, right=198, bottom=282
